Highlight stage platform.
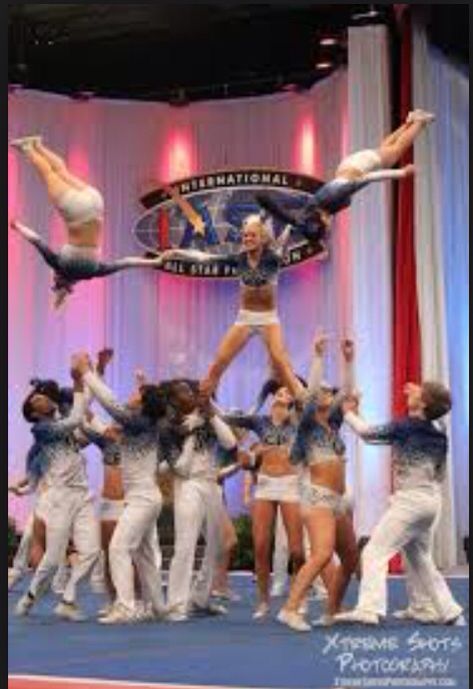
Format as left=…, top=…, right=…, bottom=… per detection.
left=9, top=574, right=469, bottom=689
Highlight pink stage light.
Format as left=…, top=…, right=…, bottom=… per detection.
left=295, top=117, right=318, bottom=176
left=163, top=130, right=194, bottom=182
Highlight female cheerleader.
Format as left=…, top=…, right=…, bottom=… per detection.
left=278, top=337, right=359, bottom=632
left=10, top=137, right=163, bottom=308
left=158, top=215, right=317, bottom=396
left=225, top=387, right=305, bottom=619
left=257, top=109, right=434, bottom=228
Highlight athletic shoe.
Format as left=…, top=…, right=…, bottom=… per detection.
left=98, top=602, right=139, bottom=624
left=252, top=601, right=270, bottom=620
left=277, top=608, right=311, bottom=632
left=192, top=601, right=228, bottom=616
left=446, top=614, right=467, bottom=627
left=334, top=609, right=380, bottom=625
left=393, top=607, right=440, bottom=624
left=166, top=611, right=189, bottom=623
left=311, top=614, right=334, bottom=627
left=211, top=588, right=241, bottom=602
left=15, top=593, right=35, bottom=617
left=54, top=600, right=86, bottom=622
left=10, top=136, right=42, bottom=151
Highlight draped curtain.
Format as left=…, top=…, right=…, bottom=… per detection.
left=412, top=19, right=469, bottom=566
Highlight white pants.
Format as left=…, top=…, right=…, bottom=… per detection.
left=167, top=477, right=224, bottom=615
left=357, top=485, right=462, bottom=621
left=29, top=487, right=100, bottom=604
left=12, top=512, right=34, bottom=574
left=109, top=492, right=163, bottom=614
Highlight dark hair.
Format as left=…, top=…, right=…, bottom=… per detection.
left=421, top=382, right=452, bottom=420
left=140, top=384, right=169, bottom=422
left=52, top=274, right=74, bottom=294
left=23, top=379, right=61, bottom=422
left=254, top=375, right=307, bottom=412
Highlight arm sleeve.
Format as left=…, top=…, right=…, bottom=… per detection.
left=163, top=248, right=238, bottom=266
left=33, top=392, right=86, bottom=442
left=83, top=370, right=136, bottom=427
left=223, top=414, right=261, bottom=433
left=210, top=416, right=237, bottom=450
left=344, top=411, right=398, bottom=445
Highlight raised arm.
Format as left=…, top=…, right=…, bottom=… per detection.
left=34, top=370, right=87, bottom=443
left=342, top=397, right=397, bottom=446
left=82, top=368, right=137, bottom=427
left=209, top=415, right=237, bottom=450
left=306, top=333, right=328, bottom=396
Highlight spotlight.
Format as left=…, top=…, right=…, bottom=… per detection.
left=320, top=37, right=339, bottom=47
left=315, top=61, right=333, bottom=71
left=352, top=5, right=381, bottom=21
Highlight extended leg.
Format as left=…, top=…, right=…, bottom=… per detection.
left=202, top=324, right=252, bottom=395
left=34, top=141, right=87, bottom=190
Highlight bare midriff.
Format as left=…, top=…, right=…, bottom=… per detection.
left=101, top=465, right=124, bottom=501
left=260, top=446, right=297, bottom=478
left=67, top=219, right=102, bottom=248
left=240, top=284, right=276, bottom=312
left=335, top=165, right=365, bottom=181
left=309, top=460, right=346, bottom=495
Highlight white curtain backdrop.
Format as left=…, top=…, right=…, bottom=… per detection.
left=9, top=74, right=365, bottom=524
left=412, top=21, right=469, bottom=566
left=347, top=25, right=393, bottom=536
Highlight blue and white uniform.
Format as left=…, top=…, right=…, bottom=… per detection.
left=290, top=399, right=349, bottom=514
left=14, top=221, right=162, bottom=298
left=225, top=413, right=299, bottom=502
left=83, top=371, right=164, bottom=617
left=23, top=392, right=101, bottom=606
left=164, top=412, right=236, bottom=618
left=344, top=412, right=463, bottom=622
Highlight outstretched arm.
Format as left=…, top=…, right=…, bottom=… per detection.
left=342, top=399, right=397, bottom=445
left=163, top=183, right=206, bottom=236
left=306, top=333, right=328, bottom=396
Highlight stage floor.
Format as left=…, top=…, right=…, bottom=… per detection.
left=9, top=574, right=469, bottom=689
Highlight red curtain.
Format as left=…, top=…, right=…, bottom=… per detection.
left=392, top=9, right=422, bottom=417
left=389, top=10, right=422, bottom=574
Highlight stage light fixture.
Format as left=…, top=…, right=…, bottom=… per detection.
left=315, top=62, right=333, bottom=71
left=320, top=37, right=339, bottom=47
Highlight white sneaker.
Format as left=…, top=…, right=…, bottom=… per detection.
left=54, top=601, right=86, bottom=622
left=8, top=568, right=24, bottom=591
left=277, top=608, right=311, bottom=632
left=252, top=602, right=270, bottom=620
left=15, top=593, right=35, bottom=617
left=311, top=614, right=334, bottom=627
left=10, top=136, right=41, bottom=151
left=166, top=610, right=189, bottom=623
left=98, top=602, right=139, bottom=624
left=211, top=589, right=241, bottom=602
left=446, top=613, right=467, bottom=627
left=192, top=601, right=228, bottom=616
left=334, top=609, right=380, bottom=625
left=393, top=607, right=440, bottom=624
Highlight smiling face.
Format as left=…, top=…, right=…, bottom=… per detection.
left=242, top=218, right=264, bottom=252
left=270, top=386, right=293, bottom=422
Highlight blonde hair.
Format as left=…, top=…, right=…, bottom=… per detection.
left=242, top=214, right=274, bottom=246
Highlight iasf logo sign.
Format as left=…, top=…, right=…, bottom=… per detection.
left=133, top=168, right=328, bottom=279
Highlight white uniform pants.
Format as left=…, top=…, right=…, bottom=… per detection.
left=29, top=487, right=100, bottom=604
left=167, top=477, right=224, bottom=615
left=12, top=512, right=34, bottom=574
left=357, top=485, right=462, bottom=621
left=109, top=491, right=163, bottom=614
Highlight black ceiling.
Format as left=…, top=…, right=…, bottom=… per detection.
left=8, top=4, right=468, bottom=102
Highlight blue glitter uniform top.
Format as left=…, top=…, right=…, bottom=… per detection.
left=290, top=400, right=346, bottom=466
left=224, top=413, right=296, bottom=447
left=346, top=413, right=448, bottom=489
